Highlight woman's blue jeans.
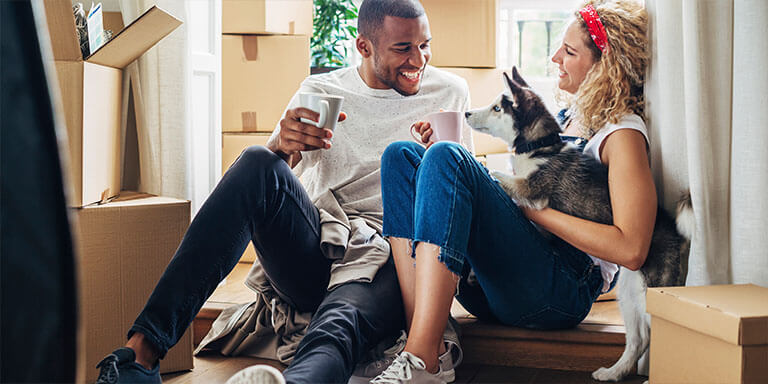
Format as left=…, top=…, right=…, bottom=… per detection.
left=381, top=141, right=603, bottom=329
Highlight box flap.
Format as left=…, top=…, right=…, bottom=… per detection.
left=43, top=0, right=82, bottom=61
left=647, top=284, right=768, bottom=345
left=86, top=6, right=182, bottom=69
left=103, top=12, right=125, bottom=33
left=101, top=191, right=189, bottom=208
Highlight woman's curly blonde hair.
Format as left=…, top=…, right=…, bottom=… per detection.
left=557, top=0, right=648, bottom=137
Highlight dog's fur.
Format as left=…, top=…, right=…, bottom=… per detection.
left=465, top=68, right=693, bottom=382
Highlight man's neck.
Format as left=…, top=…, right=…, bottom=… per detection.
left=356, top=63, right=389, bottom=90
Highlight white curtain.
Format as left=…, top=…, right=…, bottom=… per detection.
left=646, top=0, right=768, bottom=286
left=120, top=0, right=189, bottom=199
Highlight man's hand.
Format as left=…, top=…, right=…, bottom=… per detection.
left=412, top=121, right=434, bottom=149
left=268, top=107, right=347, bottom=163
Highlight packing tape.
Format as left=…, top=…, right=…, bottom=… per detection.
left=242, top=112, right=258, bottom=131
left=242, top=35, right=259, bottom=61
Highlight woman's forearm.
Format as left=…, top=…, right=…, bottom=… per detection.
left=524, top=207, right=650, bottom=270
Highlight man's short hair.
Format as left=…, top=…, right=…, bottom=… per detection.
left=358, top=0, right=426, bottom=43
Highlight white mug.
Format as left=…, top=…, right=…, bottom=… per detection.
left=299, top=93, right=344, bottom=131
left=410, top=111, right=462, bottom=144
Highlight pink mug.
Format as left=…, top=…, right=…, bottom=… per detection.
left=410, top=111, right=462, bottom=145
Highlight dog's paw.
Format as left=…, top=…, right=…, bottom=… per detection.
left=490, top=170, right=513, bottom=183
left=529, top=197, right=549, bottom=210
left=592, top=367, right=624, bottom=382
left=490, top=170, right=521, bottom=195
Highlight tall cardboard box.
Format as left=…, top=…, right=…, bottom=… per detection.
left=222, top=35, right=310, bottom=132
left=43, top=1, right=181, bottom=206
left=422, top=0, right=498, bottom=68
left=222, top=133, right=272, bottom=263
left=73, top=193, right=193, bottom=382
left=647, top=284, right=768, bottom=383
left=222, top=133, right=272, bottom=173
left=223, top=0, right=313, bottom=35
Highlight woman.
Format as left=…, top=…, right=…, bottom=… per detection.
left=372, top=1, right=651, bottom=383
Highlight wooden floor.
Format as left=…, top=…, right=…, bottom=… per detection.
left=163, top=353, right=647, bottom=384
left=172, top=262, right=643, bottom=383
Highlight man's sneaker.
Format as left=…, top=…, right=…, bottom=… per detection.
left=226, top=364, right=285, bottom=384
left=371, top=352, right=451, bottom=384
left=95, top=347, right=160, bottom=384
left=349, top=330, right=408, bottom=383
left=436, top=346, right=456, bottom=382
left=441, top=315, right=463, bottom=373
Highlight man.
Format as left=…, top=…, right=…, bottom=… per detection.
left=96, top=1, right=470, bottom=383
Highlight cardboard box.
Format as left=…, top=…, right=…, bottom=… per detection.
left=222, top=133, right=271, bottom=173
left=422, top=0, right=497, bottom=68
left=223, top=0, right=313, bottom=35
left=223, top=34, right=309, bottom=132
left=102, top=12, right=125, bottom=34
left=72, top=193, right=193, bottom=382
left=647, top=284, right=768, bottom=383
left=222, top=133, right=271, bottom=263
left=44, top=1, right=181, bottom=206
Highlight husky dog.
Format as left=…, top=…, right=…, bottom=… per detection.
left=465, top=67, right=693, bottom=382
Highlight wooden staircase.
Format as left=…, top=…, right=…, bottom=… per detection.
left=193, top=262, right=626, bottom=373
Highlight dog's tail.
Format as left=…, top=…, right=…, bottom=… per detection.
left=675, top=191, right=695, bottom=240
left=674, top=191, right=694, bottom=286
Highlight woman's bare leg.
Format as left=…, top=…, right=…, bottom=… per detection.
left=404, top=242, right=458, bottom=373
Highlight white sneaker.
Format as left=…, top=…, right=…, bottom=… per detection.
left=442, top=316, right=463, bottom=372
left=349, top=330, right=460, bottom=383
left=370, top=352, right=452, bottom=384
left=226, top=364, right=285, bottom=384
left=437, top=346, right=457, bottom=382
left=350, top=330, right=409, bottom=382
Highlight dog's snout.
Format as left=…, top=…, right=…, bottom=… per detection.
left=465, top=112, right=472, bottom=118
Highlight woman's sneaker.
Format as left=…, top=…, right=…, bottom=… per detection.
left=371, top=351, right=452, bottom=384
left=95, top=347, right=160, bottom=384
left=226, top=364, right=285, bottom=384
left=350, top=320, right=462, bottom=383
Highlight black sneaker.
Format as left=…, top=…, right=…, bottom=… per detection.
left=95, top=347, right=161, bottom=384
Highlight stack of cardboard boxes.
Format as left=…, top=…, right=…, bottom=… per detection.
left=43, top=1, right=193, bottom=381
left=421, top=0, right=511, bottom=169
left=221, top=0, right=313, bottom=263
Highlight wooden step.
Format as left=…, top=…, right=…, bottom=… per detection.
left=194, top=263, right=627, bottom=372
left=450, top=297, right=626, bottom=372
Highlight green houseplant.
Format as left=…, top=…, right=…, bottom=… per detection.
left=311, top=0, right=359, bottom=72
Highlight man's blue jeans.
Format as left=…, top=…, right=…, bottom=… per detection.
left=381, top=141, right=603, bottom=329
left=129, top=146, right=404, bottom=383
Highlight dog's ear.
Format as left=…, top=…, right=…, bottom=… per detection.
left=503, top=72, right=524, bottom=105
left=511, top=66, right=530, bottom=88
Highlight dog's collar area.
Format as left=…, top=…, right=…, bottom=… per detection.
left=514, top=133, right=563, bottom=154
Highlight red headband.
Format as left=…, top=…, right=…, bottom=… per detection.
left=578, top=4, right=608, bottom=52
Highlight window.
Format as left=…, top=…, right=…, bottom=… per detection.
left=499, top=0, right=573, bottom=78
